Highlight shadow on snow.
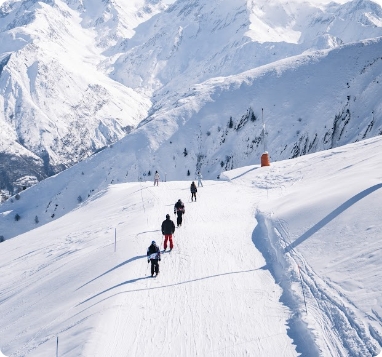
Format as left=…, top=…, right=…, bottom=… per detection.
left=253, top=184, right=382, bottom=356
left=78, top=269, right=261, bottom=306
left=76, top=254, right=147, bottom=290
left=284, top=183, right=382, bottom=253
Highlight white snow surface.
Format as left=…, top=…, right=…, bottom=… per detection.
left=0, top=136, right=382, bottom=356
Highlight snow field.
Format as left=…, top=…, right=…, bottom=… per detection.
left=1, top=136, right=382, bottom=356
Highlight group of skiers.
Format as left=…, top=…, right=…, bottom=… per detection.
left=146, top=200, right=184, bottom=277
left=147, top=171, right=203, bottom=277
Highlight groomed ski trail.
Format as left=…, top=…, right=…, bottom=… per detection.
left=83, top=180, right=299, bottom=357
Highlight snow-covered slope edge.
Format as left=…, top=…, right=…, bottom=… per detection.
left=240, top=137, right=382, bottom=356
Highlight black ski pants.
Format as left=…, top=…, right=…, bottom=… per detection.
left=176, top=212, right=183, bottom=226
left=150, top=259, right=159, bottom=276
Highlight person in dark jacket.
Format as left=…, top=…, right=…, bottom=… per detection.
left=161, top=214, right=176, bottom=251
left=147, top=240, right=161, bottom=277
left=190, top=181, right=197, bottom=201
left=174, top=199, right=185, bottom=227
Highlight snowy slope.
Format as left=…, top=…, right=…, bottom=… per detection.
left=1, top=34, right=382, bottom=242
left=140, top=37, right=382, bottom=175
left=249, top=137, right=382, bottom=356
left=2, top=0, right=382, bottom=193
left=0, top=136, right=382, bottom=356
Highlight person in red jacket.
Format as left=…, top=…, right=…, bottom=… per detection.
left=161, top=214, right=176, bottom=251
left=147, top=241, right=161, bottom=277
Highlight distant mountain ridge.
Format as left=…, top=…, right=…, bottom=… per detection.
left=1, top=36, right=382, bottom=241
left=0, top=0, right=163, bottom=191
left=0, top=0, right=382, bottom=193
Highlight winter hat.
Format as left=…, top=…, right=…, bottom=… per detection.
left=166, top=214, right=170, bottom=219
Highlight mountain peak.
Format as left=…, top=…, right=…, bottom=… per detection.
left=0, top=0, right=382, bottom=194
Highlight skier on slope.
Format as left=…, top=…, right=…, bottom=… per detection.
left=174, top=199, right=185, bottom=227
left=161, top=214, right=176, bottom=251
left=196, top=171, right=203, bottom=187
left=154, top=171, right=160, bottom=186
left=190, top=181, right=197, bottom=202
left=147, top=240, right=161, bottom=277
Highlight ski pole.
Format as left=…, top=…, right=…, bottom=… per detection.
left=146, top=260, right=149, bottom=276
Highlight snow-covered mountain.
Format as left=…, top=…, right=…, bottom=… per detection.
left=1, top=136, right=382, bottom=356
left=1, top=0, right=382, bottom=193
left=0, top=0, right=163, bottom=191
left=113, top=0, right=382, bottom=95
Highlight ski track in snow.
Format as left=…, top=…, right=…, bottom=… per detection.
left=79, top=180, right=298, bottom=357
left=252, top=151, right=382, bottom=357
